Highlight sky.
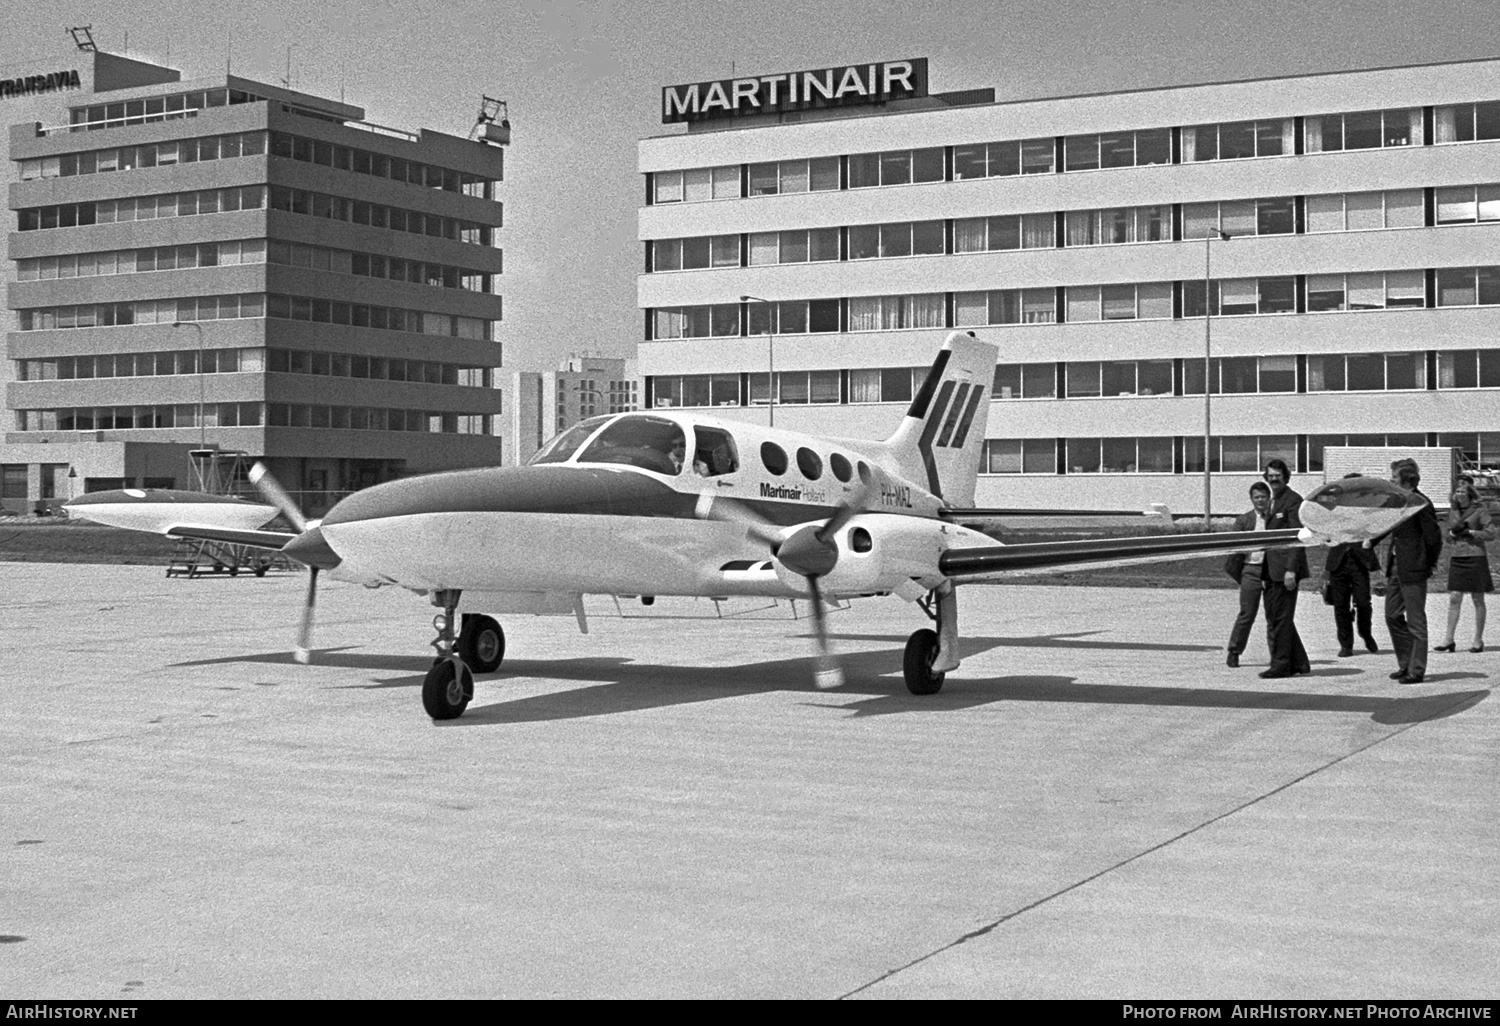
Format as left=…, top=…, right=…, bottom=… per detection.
left=3, top=0, right=1496, bottom=371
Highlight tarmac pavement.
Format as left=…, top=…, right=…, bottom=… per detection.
left=1, top=563, right=1495, bottom=999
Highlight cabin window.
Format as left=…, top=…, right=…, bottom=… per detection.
left=529, top=416, right=610, bottom=465
left=796, top=447, right=824, bottom=480
left=578, top=416, right=686, bottom=475
left=760, top=442, right=788, bottom=476
left=693, top=427, right=739, bottom=477
left=829, top=453, right=853, bottom=483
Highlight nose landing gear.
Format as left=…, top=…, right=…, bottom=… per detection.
left=423, top=590, right=474, bottom=720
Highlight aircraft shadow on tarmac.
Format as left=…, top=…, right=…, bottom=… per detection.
left=174, top=638, right=1490, bottom=728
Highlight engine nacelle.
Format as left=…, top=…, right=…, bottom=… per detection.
left=772, top=513, right=967, bottom=596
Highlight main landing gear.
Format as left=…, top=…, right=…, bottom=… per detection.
left=421, top=589, right=505, bottom=720
left=904, top=582, right=960, bottom=696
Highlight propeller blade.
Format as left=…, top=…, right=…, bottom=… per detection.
left=696, top=493, right=781, bottom=547
left=806, top=576, right=844, bottom=690
left=814, top=481, right=872, bottom=544
left=294, top=567, right=318, bottom=665
left=249, top=462, right=307, bottom=533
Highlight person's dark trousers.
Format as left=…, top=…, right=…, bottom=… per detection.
left=1330, top=568, right=1375, bottom=650
left=1227, top=564, right=1265, bottom=655
left=1386, top=580, right=1430, bottom=677
left=1262, top=580, right=1310, bottom=674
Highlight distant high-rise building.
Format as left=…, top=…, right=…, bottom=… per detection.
left=3, top=43, right=506, bottom=514
left=509, top=356, right=639, bottom=465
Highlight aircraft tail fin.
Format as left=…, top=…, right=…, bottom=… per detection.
left=882, top=331, right=998, bottom=507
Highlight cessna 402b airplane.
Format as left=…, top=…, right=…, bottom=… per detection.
left=66, top=332, right=1428, bottom=720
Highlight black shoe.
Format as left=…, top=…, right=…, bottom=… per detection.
left=1258, top=669, right=1292, bottom=679
left=1389, top=670, right=1408, bottom=680
left=1471, top=643, right=1485, bottom=654
left=1433, top=642, right=1456, bottom=653
left=1226, top=652, right=1239, bottom=668
left=1338, top=647, right=1354, bottom=657
left=1398, top=673, right=1425, bottom=684
left=1363, top=636, right=1380, bottom=653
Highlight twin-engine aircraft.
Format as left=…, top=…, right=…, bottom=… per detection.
left=67, top=332, right=1427, bottom=719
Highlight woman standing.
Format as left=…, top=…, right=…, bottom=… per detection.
left=1435, top=477, right=1495, bottom=653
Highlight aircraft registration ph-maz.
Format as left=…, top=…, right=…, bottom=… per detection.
left=67, top=332, right=1429, bottom=720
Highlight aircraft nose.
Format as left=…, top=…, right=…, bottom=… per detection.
left=282, top=525, right=341, bottom=569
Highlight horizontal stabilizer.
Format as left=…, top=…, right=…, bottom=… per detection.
left=169, top=526, right=298, bottom=550
left=940, top=528, right=1304, bottom=579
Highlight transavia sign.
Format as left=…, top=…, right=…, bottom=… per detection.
left=662, top=58, right=928, bottom=124
left=1, top=69, right=82, bottom=100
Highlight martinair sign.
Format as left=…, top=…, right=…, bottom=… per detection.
left=662, top=58, right=928, bottom=124
left=1, top=69, right=82, bottom=101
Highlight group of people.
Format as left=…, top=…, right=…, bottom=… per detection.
left=1224, top=458, right=1495, bottom=684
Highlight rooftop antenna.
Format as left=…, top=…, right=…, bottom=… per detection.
left=470, top=95, right=510, bottom=146
left=68, top=25, right=97, bottom=51
left=282, top=46, right=292, bottom=89
left=226, top=29, right=232, bottom=76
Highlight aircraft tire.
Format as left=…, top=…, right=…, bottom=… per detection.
left=903, top=628, right=945, bottom=696
left=458, top=615, right=506, bottom=673
left=423, top=660, right=474, bottom=720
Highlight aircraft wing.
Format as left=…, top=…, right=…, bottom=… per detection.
left=939, top=527, right=1305, bottom=582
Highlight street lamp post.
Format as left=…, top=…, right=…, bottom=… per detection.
left=1202, top=230, right=1231, bottom=529
left=739, top=294, right=774, bottom=427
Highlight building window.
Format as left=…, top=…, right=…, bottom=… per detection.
left=1435, top=184, right=1500, bottom=224
left=1062, top=128, right=1171, bottom=171
left=1306, top=108, right=1423, bottom=151
left=847, top=147, right=944, bottom=188
left=1433, top=101, right=1500, bottom=143
left=652, top=165, right=740, bottom=204
left=746, top=228, right=839, bottom=265
left=953, top=289, right=1056, bottom=326
left=1063, top=205, right=1171, bottom=246
left=1183, top=119, right=1294, bottom=160
left=1306, top=353, right=1427, bottom=392
left=848, top=368, right=919, bottom=403
left=1181, top=197, right=1298, bottom=239
left=745, top=157, right=839, bottom=196
left=847, top=294, right=945, bottom=331
left=847, top=220, right=945, bottom=259
left=954, top=213, right=1055, bottom=252
left=953, top=137, right=1055, bottom=179
left=1437, top=350, right=1500, bottom=389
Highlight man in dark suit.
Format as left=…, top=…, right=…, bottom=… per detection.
left=1225, top=481, right=1273, bottom=667
left=1258, top=458, right=1311, bottom=679
left=1378, top=458, right=1445, bottom=684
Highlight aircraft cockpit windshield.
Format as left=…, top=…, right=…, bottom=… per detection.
left=576, top=415, right=687, bottom=475
left=528, top=416, right=612, bottom=465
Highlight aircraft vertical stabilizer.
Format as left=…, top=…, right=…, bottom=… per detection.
left=879, top=331, right=998, bottom=507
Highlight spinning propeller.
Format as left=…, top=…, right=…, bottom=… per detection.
left=705, top=487, right=869, bottom=689
left=249, top=462, right=325, bottom=664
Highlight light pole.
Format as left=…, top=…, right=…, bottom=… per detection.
left=740, top=294, right=774, bottom=427
left=1202, top=229, right=1231, bottom=529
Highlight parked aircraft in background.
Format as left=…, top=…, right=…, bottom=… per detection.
left=67, top=333, right=1427, bottom=720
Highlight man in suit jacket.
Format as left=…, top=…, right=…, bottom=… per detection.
left=1258, top=458, right=1311, bottom=679
left=1225, top=481, right=1274, bottom=667
left=1378, top=459, right=1445, bottom=684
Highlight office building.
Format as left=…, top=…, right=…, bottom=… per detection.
left=638, top=57, right=1500, bottom=512
left=3, top=38, right=505, bottom=514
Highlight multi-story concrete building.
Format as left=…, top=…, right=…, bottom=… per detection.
left=3, top=42, right=505, bottom=514
left=509, top=355, right=638, bottom=465
left=638, top=57, right=1500, bottom=513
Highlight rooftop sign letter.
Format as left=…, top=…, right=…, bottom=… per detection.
left=662, top=59, right=928, bottom=124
